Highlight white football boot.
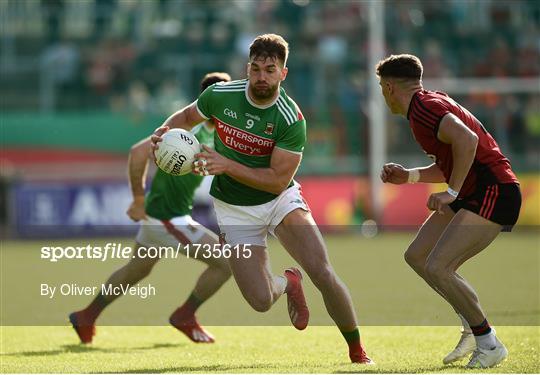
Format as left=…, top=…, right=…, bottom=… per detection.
left=443, top=330, right=477, bottom=364
left=466, top=336, right=508, bottom=368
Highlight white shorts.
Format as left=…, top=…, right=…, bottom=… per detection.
left=212, top=182, right=310, bottom=247
left=135, top=215, right=207, bottom=249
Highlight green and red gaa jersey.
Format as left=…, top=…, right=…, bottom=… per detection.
left=196, top=79, right=306, bottom=206
left=145, top=123, right=214, bottom=220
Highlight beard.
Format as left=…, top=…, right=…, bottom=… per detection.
left=249, top=81, right=278, bottom=100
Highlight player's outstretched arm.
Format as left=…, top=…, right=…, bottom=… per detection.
left=126, top=137, right=151, bottom=221
left=194, top=145, right=301, bottom=195
left=151, top=101, right=205, bottom=152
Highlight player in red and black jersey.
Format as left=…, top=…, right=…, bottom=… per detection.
left=376, top=54, right=521, bottom=369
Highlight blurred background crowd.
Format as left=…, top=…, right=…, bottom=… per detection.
left=2, top=0, right=539, bottom=167
left=1, top=0, right=539, bottom=234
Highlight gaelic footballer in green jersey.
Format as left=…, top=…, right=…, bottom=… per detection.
left=145, top=123, right=214, bottom=219
left=69, top=72, right=232, bottom=346
left=151, top=34, right=372, bottom=364
left=196, top=78, right=306, bottom=205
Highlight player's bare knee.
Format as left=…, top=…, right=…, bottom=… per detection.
left=128, top=265, right=152, bottom=280
left=403, top=249, right=414, bottom=266
left=424, top=258, right=450, bottom=282
left=247, top=294, right=273, bottom=312
left=214, top=258, right=232, bottom=276
left=210, top=262, right=232, bottom=279
left=220, top=265, right=232, bottom=279
left=404, top=246, right=426, bottom=271
left=127, top=258, right=157, bottom=278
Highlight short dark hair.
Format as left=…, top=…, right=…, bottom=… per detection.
left=376, top=54, right=423, bottom=81
left=200, top=72, right=231, bottom=92
left=249, top=34, right=289, bottom=66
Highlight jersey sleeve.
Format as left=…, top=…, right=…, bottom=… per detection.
left=275, top=119, right=306, bottom=154
left=195, top=84, right=215, bottom=120
left=420, top=97, right=451, bottom=125
left=410, top=96, right=451, bottom=136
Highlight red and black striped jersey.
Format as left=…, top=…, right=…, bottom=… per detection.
left=407, top=90, right=518, bottom=198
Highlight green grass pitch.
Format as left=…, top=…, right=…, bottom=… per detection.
left=1, top=326, right=539, bottom=373
left=1, top=232, right=539, bottom=373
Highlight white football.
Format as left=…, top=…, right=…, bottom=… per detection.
left=154, top=129, right=200, bottom=176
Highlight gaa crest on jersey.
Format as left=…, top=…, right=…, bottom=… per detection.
left=264, top=122, right=275, bottom=135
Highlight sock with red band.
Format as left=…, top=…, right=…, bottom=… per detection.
left=470, top=319, right=497, bottom=349
left=341, top=328, right=367, bottom=360
left=470, top=319, right=491, bottom=336
left=341, top=328, right=360, bottom=344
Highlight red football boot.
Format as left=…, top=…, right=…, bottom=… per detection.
left=169, top=309, right=215, bottom=343
left=284, top=267, right=309, bottom=330
left=69, top=311, right=96, bottom=344
left=350, top=342, right=375, bottom=364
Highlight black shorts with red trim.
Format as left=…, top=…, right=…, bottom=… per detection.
left=449, top=183, right=521, bottom=232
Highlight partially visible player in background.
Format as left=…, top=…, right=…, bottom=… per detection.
left=69, top=72, right=233, bottom=345
left=376, top=54, right=521, bottom=368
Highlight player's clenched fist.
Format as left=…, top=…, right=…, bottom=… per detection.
left=427, top=191, right=456, bottom=215
left=126, top=196, right=147, bottom=222
left=380, top=163, right=409, bottom=184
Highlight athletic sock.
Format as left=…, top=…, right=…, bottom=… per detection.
left=275, top=275, right=288, bottom=295
left=176, top=292, right=204, bottom=317
left=84, top=293, right=111, bottom=322
left=458, top=313, right=472, bottom=333
left=470, top=319, right=491, bottom=336
left=470, top=319, right=497, bottom=349
left=341, top=328, right=363, bottom=354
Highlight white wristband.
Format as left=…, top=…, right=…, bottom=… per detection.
left=407, top=169, right=420, bottom=184
left=447, top=187, right=459, bottom=198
